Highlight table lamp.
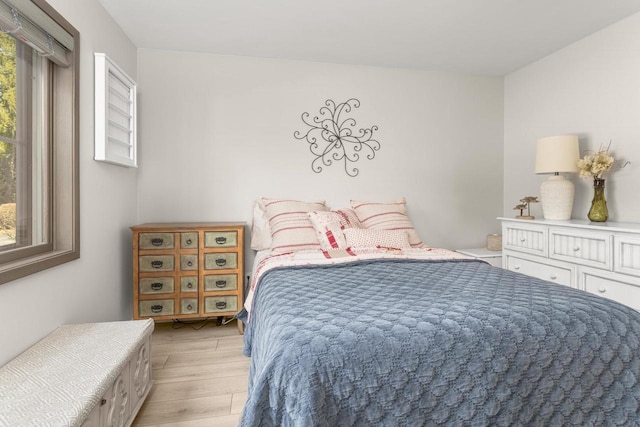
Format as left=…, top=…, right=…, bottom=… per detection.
left=534, top=135, right=580, bottom=220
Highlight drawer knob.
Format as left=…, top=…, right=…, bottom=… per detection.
left=573, top=246, right=581, bottom=252
left=186, top=282, right=194, bottom=289
left=215, top=301, right=227, bottom=309
left=186, top=304, right=193, bottom=310
left=215, top=237, right=227, bottom=245
left=520, top=238, right=526, bottom=242
left=151, top=260, right=163, bottom=269
left=215, top=280, right=227, bottom=288
left=151, top=282, right=163, bottom=291
left=150, top=304, right=163, bottom=313
left=186, top=238, right=192, bottom=245
left=187, top=260, right=193, bottom=267
left=514, top=266, right=520, bottom=270
left=215, top=258, right=227, bottom=267
left=598, top=287, right=606, bottom=293
left=549, top=274, right=557, bottom=280
left=151, top=238, right=163, bottom=246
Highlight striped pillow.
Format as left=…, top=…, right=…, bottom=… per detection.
left=350, top=198, right=424, bottom=248
left=262, top=198, right=328, bottom=253
left=308, top=209, right=362, bottom=250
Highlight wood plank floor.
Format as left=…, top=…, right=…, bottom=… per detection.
left=132, top=320, right=249, bottom=427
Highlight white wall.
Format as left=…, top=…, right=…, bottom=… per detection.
left=0, top=0, right=138, bottom=365
left=136, top=50, right=504, bottom=269
left=504, top=12, right=640, bottom=222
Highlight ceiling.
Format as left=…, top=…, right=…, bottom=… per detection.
left=98, top=0, right=640, bottom=76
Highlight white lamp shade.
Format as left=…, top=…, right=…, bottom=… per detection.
left=535, top=135, right=580, bottom=174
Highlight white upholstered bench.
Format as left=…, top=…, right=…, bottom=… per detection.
left=0, top=319, right=154, bottom=427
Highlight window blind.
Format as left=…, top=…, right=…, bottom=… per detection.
left=0, top=0, right=72, bottom=67
left=94, top=53, right=138, bottom=167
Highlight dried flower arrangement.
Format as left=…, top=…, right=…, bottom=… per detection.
left=577, top=141, right=628, bottom=180
left=577, top=141, right=630, bottom=222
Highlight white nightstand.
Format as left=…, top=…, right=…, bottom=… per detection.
left=456, top=248, right=503, bottom=268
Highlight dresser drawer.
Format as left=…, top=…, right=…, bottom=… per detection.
left=180, top=276, right=198, bottom=292
left=503, top=224, right=547, bottom=256
left=139, top=299, right=175, bottom=317
left=204, top=274, right=238, bottom=291
left=505, top=253, right=574, bottom=287
left=615, top=235, right=640, bottom=278
left=581, top=267, right=640, bottom=312
left=180, top=232, right=198, bottom=249
left=139, top=255, right=174, bottom=272
left=139, top=233, right=174, bottom=250
left=204, top=253, right=238, bottom=270
left=549, top=229, right=612, bottom=270
left=139, top=277, right=174, bottom=295
left=204, top=231, right=238, bottom=248
left=204, top=296, right=238, bottom=313
left=181, top=298, right=198, bottom=314
left=180, top=254, right=198, bottom=271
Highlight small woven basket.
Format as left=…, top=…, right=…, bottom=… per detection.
left=487, top=234, right=502, bottom=251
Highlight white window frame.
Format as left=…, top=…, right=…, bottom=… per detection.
left=94, top=52, right=137, bottom=168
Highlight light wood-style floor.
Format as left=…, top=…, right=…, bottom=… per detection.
left=131, top=320, right=249, bottom=427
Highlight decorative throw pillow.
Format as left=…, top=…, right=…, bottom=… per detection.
left=308, top=209, right=362, bottom=250
left=343, top=228, right=410, bottom=249
left=350, top=198, right=425, bottom=248
left=262, top=198, right=328, bottom=253
left=250, top=200, right=271, bottom=251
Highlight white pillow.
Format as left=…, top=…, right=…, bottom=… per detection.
left=250, top=200, right=271, bottom=251
left=262, top=198, right=327, bottom=253
left=350, top=198, right=424, bottom=248
left=344, top=228, right=410, bottom=249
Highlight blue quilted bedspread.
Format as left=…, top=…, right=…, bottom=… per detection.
left=239, top=259, right=640, bottom=426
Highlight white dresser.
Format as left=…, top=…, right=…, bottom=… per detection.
left=499, top=217, right=640, bottom=311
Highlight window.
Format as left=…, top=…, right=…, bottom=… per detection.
left=0, top=0, right=78, bottom=285
left=0, top=32, right=49, bottom=258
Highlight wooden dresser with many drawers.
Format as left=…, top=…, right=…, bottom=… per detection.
left=499, top=217, right=640, bottom=311
left=131, top=222, right=245, bottom=332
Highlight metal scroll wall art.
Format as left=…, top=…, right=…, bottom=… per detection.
left=294, top=98, right=381, bottom=177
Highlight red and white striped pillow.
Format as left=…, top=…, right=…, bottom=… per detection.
left=350, top=198, right=424, bottom=248
left=262, top=198, right=328, bottom=253
left=308, top=209, right=362, bottom=250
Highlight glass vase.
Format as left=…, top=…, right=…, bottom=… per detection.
left=588, top=178, right=608, bottom=222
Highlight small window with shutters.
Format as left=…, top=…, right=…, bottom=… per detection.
left=94, top=52, right=137, bottom=167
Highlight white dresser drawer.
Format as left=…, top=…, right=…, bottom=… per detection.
left=549, top=228, right=612, bottom=270
left=581, top=267, right=640, bottom=312
left=505, top=253, right=574, bottom=287
left=615, top=235, right=640, bottom=278
left=503, top=223, right=547, bottom=257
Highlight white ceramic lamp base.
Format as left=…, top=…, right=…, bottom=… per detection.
left=540, top=175, right=574, bottom=220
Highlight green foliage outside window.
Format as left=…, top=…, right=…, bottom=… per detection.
left=0, top=32, right=16, bottom=242
left=0, top=32, right=16, bottom=139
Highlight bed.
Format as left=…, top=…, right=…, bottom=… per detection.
left=238, top=198, right=640, bottom=426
